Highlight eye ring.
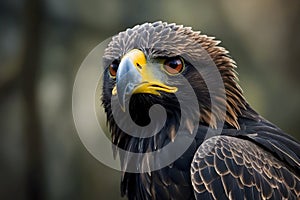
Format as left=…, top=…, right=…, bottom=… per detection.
left=108, top=61, right=119, bottom=78
left=162, top=57, right=184, bottom=75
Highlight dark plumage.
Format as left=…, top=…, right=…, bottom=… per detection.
left=102, top=21, right=300, bottom=200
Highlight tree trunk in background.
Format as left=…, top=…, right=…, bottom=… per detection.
left=21, top=0, right=45, bottom=199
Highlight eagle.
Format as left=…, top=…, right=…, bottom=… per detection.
left=101, top=21, right=300, bottom=200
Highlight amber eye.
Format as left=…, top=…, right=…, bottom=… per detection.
left=109, top=61, right=119, bottom=77
left=163, top=57, right=184, bottom=75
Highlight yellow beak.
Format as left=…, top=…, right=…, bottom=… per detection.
left=112, top=49, right=177, bottom=109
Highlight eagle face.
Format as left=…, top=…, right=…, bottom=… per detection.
left=101, top=22, right=300, bottom=200
left=102, top=22, right=207, bottom=130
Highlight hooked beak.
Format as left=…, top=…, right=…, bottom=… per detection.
left=112, top=49, right=177, bottom=110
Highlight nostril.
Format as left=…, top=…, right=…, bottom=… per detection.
left=136, top=63, right=142, bottom=69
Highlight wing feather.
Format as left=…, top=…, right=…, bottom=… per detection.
left=191, top=136, right=300, bottom=200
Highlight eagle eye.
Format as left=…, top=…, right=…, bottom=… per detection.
left=109, top=61, right=119, bottom=78
left=163, top=57, right=184, bottom=75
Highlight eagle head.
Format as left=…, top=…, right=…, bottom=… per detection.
left=101, top=21, right=255, bottom=152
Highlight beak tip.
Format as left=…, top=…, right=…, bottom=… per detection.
left=119, top=96, right=126, bottom=112
left=120, top=106, right=126, bottom=112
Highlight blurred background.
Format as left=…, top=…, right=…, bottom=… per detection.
left=1, top=0, right=300, bottom=199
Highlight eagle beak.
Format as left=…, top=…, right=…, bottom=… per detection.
left=112, top=49, right=177, bottom=110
